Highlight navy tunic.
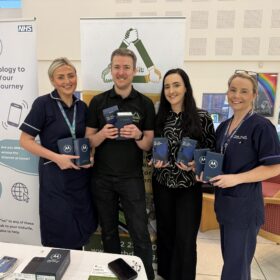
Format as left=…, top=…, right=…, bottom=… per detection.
left=215, top=112, right=280, bottom=229
left=20, top=90, right=97, bottom=249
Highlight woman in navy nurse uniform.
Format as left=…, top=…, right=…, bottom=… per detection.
left=207, top=72, right=280, bottom=280
left=19, top=57, right=97, bottom=250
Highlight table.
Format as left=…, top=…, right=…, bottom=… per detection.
left=0, top=241, right=147, bottom=279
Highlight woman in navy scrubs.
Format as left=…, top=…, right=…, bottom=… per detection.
left=208, top=72, right=280, bottom=280
left=19, top=58, right=97, bottom=250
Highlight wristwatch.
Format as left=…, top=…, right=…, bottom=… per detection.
left=135, top=131, right=144, bottom=141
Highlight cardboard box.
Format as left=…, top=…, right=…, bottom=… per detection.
left=35, top=249, right=70, bottom=280
left=152, top=137, right=168, bottom=164
left=203, top=151, right=224, bottom=181
left=176, top=137, right=197, bottom=165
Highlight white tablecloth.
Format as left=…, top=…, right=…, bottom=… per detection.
left=0, top=241, right=147, bottom=279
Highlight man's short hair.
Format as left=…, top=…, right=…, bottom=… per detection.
left=110, top=48, right=137, bottom=69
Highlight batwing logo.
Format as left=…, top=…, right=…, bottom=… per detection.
left=81, top=144, right=88, bottom=153
left=209, top=160, right=218, bottom=169
left=47, top=253, right=61, bottom=264
left=63, top=144, right=72, bottom=153
left=199, top=156, right=206, bottom=164
left=18, top=25, right=33, bottom=32
left=0, top=40, right=3, bottom=56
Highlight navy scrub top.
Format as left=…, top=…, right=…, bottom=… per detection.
left=20, top=90, right=97, bottom=249
left=214, top=113, right=280, bottom=229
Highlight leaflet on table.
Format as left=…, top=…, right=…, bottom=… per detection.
left=89, top=264, right=117, bottom=279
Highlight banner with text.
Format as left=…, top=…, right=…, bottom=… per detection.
left=80, top=17, right=186, bottom=102
left=0, top=19, right=41, bottom=244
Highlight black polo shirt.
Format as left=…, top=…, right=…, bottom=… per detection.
left=87, top=87, right=155, bottom=178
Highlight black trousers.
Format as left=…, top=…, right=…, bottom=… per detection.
left=152, top=178, right=202, bottom=280
left=92, top=175, right=154, bottom=280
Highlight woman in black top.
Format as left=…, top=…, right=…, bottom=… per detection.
left=151, top=68, right=215, bottom=280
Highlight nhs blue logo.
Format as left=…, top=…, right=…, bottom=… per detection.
left=18, top=25, right=33, bottom=32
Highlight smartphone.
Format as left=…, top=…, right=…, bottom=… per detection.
left=7, top=102, right=22, bottom=127
left=21, top=257, right=45, bottom=274
left=0, top=256, right=18, bottom=273
left=108, top=258, right=138, bottom=280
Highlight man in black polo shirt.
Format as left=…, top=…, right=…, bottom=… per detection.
left=86, top=48, right=155, bottom=280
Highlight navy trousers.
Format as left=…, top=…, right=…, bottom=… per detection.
left=220, top=223, right=260, bottom=280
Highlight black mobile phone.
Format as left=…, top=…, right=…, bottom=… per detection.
left=108, top=258, right=138, bottom=280
left=21, top=257, right=45, bottom=274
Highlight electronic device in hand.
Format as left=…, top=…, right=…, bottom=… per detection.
left=73, top=138, right=91, bottom=166
left=103, top=105, right=119, bottom=125
left=194, top=148, right=210, bottom=175
left=57, top=137, right=74, bottom=155
left=57, top=137, right=91, bottom=166
left=115, top=112, right=133, bottom=140
left=108, top=258, right=138, bottom=280
left=203, top=151, right=224, bottom=181
left=176, top=137, right=197, bottom=165
left=21, top=257, right=45, bottom=274
left=152, top=137, right=169, bottom=164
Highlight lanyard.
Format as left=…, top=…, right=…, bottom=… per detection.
left=57, top=100, right=77, bottom=139
left=220, top=110, right=254, bottom=154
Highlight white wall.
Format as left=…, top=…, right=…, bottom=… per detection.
left=17, top=0, right=280, bottom=124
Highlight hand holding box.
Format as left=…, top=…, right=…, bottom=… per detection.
left=203, top=151, right=224, bottom=182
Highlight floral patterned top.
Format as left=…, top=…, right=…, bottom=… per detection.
left=153, top=109, right=216, bottom=188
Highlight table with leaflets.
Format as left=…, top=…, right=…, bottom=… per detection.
left=0, top=241, right=147, bottom=279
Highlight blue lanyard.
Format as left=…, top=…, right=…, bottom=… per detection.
left=220, top=110, right=254, bottom=154
left=57, top=100, right=77, bottom=139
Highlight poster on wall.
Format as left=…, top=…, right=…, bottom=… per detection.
left=80, top=17, right=186, bottom=264
left=255, top=73, right=278, bottom=117
left=0, top=19, right=41, bottom=245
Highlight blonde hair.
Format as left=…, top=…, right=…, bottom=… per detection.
left=48, top=57, right=76, bottom=80
left=228, top=72, right=258, bottom=94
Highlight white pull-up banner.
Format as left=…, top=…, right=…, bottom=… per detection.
left=0, top=19, right=41, bottom=245
left=80, top=17, right=186, bottom=99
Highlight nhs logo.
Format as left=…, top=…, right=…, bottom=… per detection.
left=18, top=25, right=33, bottom=32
